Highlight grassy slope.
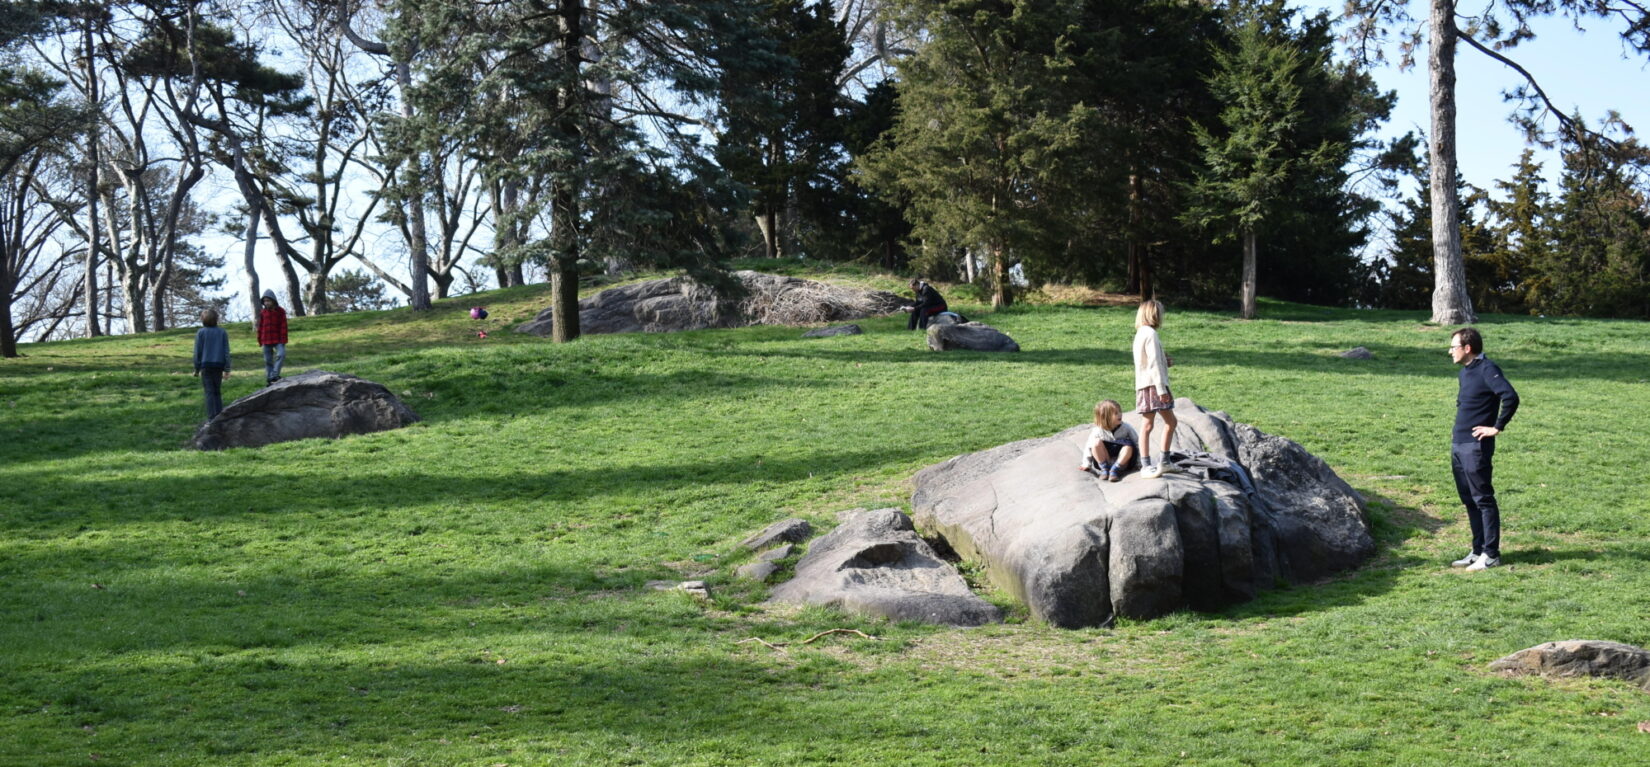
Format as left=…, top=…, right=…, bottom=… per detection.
left=3, top=264, right=1648, bottom=766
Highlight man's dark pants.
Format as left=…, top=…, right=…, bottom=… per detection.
left=201, top=366, right=225, bottom=420
left=1451, top=438, right=1499, bottom=558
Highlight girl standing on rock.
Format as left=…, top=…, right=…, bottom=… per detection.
left=1133, top=299, right=1179, bottom=479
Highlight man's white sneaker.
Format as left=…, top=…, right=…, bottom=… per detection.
left=1141, top=462, right=1165, bottom=479
left=1450, top=552, right=1480, bottom=568
left=1465, top=555, right=1500, bottom=571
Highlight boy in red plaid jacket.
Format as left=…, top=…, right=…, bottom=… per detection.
left=257, top=290, right=289, bottom=385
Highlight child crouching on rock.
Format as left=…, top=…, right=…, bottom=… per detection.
left=1080, top=399, right=1139, bottom=482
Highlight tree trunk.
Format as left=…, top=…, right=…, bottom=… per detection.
left=120, top=262, right=146, bottom=334
left=755, top=209, right=779, bottom=259
left=103, top=259, right=114, bottom=335
left=1427, top=0, right=1476, bottom=325
left=1125, top=171, right=1144, bottom=296
left=0, top=270, right=16, bottom=357
left=397, top=61, right=433, bottom=312
left=305, top=269, right=330, bottom=314
left=964, top=248, right=977, bottom=283
left=1241, top=228, right=1258, bottom=320
left=82, top=22, right=101, bottom=338
left=549, top=0, right=584, bottom=343
left=244, top=202, right=262, bottom=324
left=990, top=244, right=1013, bottom=307
left=280, top=255, right=306, bottom=317
left=83, top=164, right=101, bottom=337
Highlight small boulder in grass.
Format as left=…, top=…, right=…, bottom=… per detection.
left=1490, top=640, right=1650, bottom=691
left=741, top=518, right=812, bottom=551
left=802, top=324, right=862, bottom=338
left=927, top=322, right=1020, bottom=352
left=737, top=561, right=780, bottom=581
left=1339, top=346, right=1373, bottom=359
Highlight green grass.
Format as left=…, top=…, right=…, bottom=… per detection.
left=3, top=269, right=1649, bottom=766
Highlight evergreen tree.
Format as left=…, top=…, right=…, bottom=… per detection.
left=838, top=80, right=910, bottom=269
left=715, top=0, right=849, bottom=260
left=1186, top=7, right=1314, bottom=319
left=327, top=269, right=394, bottom=313
left=1540, top=140, right=1650, bottom=318
left=1474, top=149, right=1550, bottom=314
left=861, top=0, right=1100, bottom=306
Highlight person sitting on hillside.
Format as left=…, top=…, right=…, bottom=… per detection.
left=903, top=278, right=948, bottom=330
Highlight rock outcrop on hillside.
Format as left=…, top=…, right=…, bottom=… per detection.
left=193, top=371, right=420, bottom=450
left=767, top=508, right=1003, bottom=627
left=1491, top=640, right=1650, bottom=691
left=910, top=399, right=1373, bottom=628
left=515, top=271, right=904, bottom=336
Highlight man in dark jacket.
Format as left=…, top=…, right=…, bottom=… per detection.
left=1447, top=327, right=1520, bottom=571
left=905, top=279, right=948, bottom=330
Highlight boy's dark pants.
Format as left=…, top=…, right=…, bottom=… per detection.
left=1451, top=438, right=1499, bottom=558
left=201, top=366, right=225, bottom=420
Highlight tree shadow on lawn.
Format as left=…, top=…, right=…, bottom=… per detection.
left=1170, top=343, right=1650, bottom=384
left=10, top=632, right=928, bottom=762
left=3, top=560, right=939, bottom=761
left=6, top=441, right=946, bottom=528
left=700, top=344, right=1131, bottom=368
left=0, top=366, right=838, bottom=466
left=1511, top=543, right=1650, bottom=566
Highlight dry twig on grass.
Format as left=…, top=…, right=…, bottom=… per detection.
left=736, top=628, right=880, bottom=653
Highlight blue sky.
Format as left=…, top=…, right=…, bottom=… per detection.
left=1294, top=0, right=1649, bottom=193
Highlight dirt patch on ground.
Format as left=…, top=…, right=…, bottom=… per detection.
left=1029, top=285, right=1141, bottom=307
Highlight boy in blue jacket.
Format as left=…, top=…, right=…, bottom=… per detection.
left=193, top=308, right=233, bottom=420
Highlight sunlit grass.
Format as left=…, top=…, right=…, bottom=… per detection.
left=3, top=270, right=1648, bottom=766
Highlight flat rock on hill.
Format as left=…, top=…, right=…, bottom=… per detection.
left=767, top=508, right=1002, bottom=627
left=193, top=370, right=420, bottom=450
left=911, top=399, right=1373, bottom=628
left=516, top=271, right=904, bottom=336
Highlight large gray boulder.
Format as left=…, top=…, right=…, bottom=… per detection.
left=516, top=271, right=904, bottom=336
left=911, top=399, right=1373, bottom=628
left=768, top=508, right=1003, bottom=627
left=926, top=321, right=1019, bottom=352
left=194, top=370, right=420, bottom=450
left=1491, top=640, right=1650, bottom=691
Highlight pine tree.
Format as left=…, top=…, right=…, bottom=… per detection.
left=1540, top=140, right=1650, bottom=318
left=1475, top=149, right=1550, bottom=314
left=861, top=0, right=1099, bottom=307
left=715, top=0, right=849, bottom=260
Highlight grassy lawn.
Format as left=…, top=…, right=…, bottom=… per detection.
left=3, top=265, right=1648, bottom=766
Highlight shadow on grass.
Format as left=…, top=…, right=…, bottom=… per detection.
left=700, top=344, right=1131, bottom=367
left=0, top=366, right=841, bottom=465
left=1512, top=544, right=1650, bottom=566
left=1169, top=342, right=1650, bottom=384
left=3, top=441, right=941, bottom=527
